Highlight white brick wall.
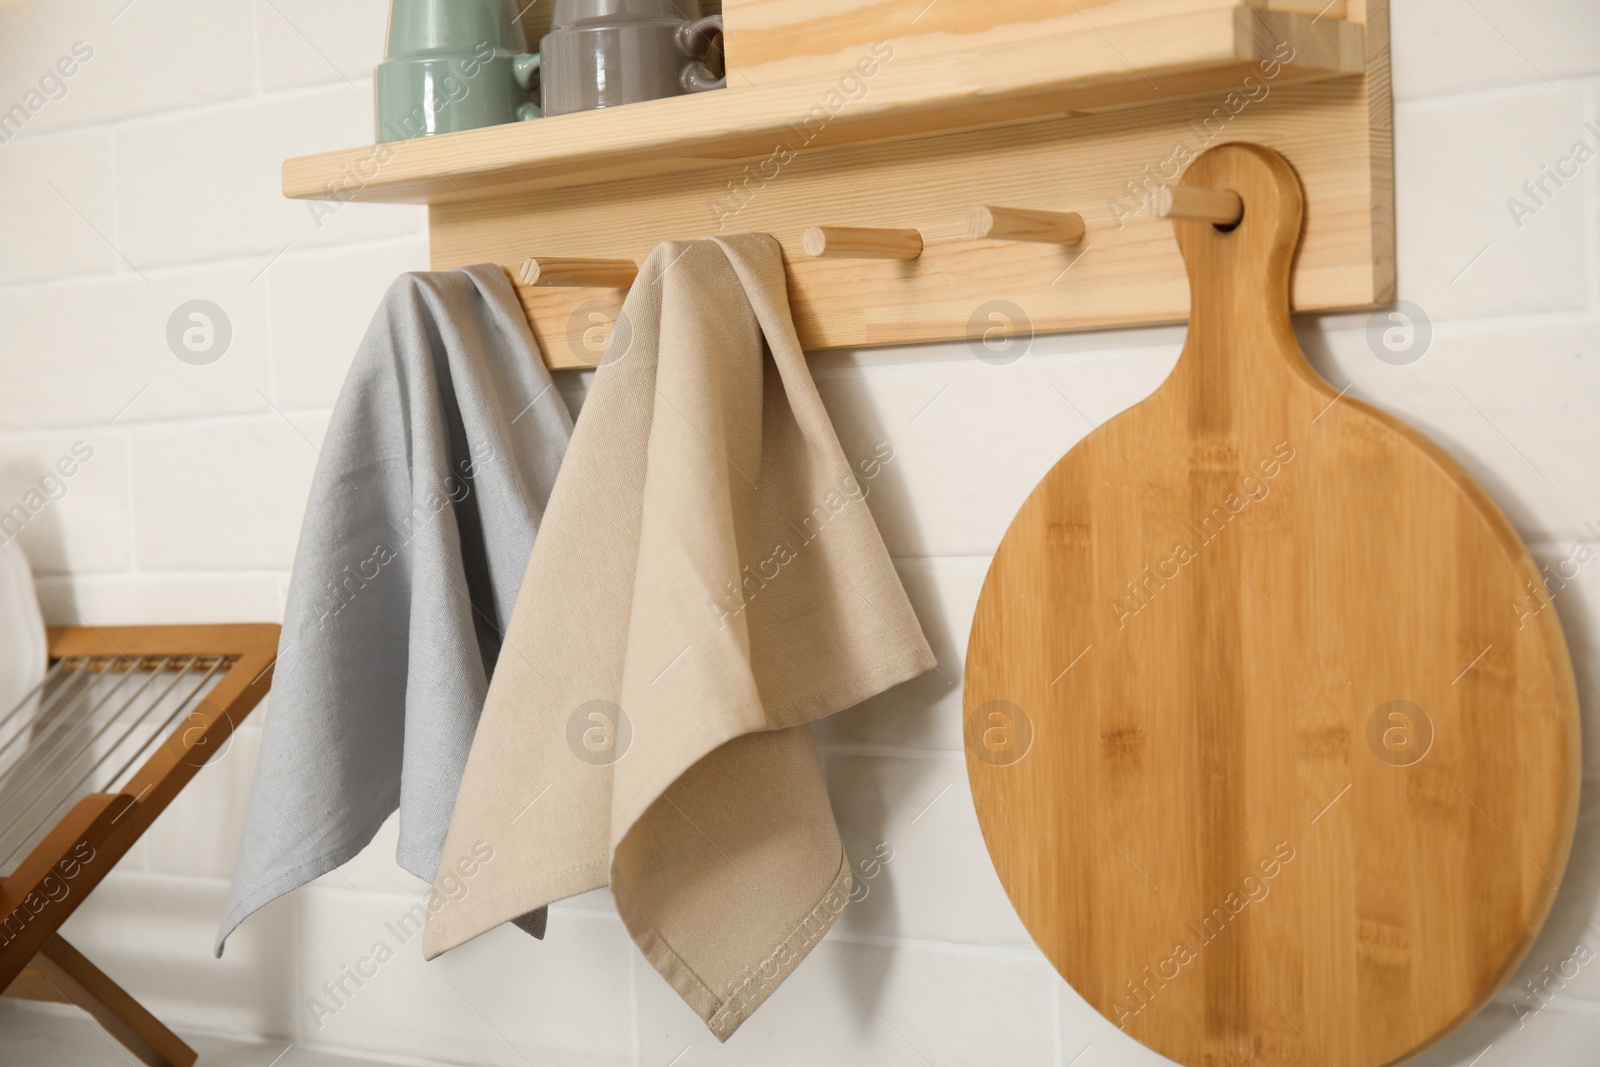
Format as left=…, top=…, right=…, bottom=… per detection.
left=0, top=2, right=1596, bottom=1064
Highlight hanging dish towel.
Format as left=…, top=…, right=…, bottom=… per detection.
left=217, top=265, right=571, bottom=952
left=423, top=234, right=936, bottom=1039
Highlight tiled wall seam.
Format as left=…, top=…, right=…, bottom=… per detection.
left=4, top=74, right=378, bottom=147
left=0, top=233, right=427, bottom=297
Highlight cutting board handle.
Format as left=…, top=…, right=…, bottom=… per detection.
left=1167, top=143, right=1316, bottom=417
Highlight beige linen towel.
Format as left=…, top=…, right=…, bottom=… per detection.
left=423, top=233, right=935, bottom=1038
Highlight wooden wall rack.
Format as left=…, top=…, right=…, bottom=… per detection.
left=283, top=0, right=1392, bottom=369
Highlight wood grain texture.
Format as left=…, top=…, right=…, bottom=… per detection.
left=962, top=143, right=1579, bottom=1067
left=802, top=225, right=923, bottom=259
left=429, top=39, right=1391, bottom=368
left=27, top=935, right=197, bottom=1067
left=723, top=0, right=1348, bottom=86
left=288, top=0, right=1388, bottom=362
left=970, top=206, right=1087, bottom=245
left=521, top=257, right=638, bottom=288
left=283, top=3, right=1365, bottom=204
left=1157, top=184, right=1245, bottom=224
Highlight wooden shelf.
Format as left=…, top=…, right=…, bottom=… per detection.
left=284, top=3, right=1364, bottom=206
left=279, top=0, right=1390, bottom=369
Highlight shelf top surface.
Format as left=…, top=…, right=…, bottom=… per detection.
left=283, top=2, right=1365, bottom=206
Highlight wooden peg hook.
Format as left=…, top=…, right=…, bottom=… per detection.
left=969, top=205, right=1085, bottom=245
left=1155, top=185, right=1244, bottom=226
left=521, top=257, right=638, bottom=288
left=802, top=226, right=923, bottom=260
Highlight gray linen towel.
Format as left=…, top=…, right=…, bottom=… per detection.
left=217, top=265, right=571, bottom=953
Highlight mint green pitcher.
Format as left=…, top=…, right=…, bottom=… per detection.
left=375, top=0, right=540, bottom=143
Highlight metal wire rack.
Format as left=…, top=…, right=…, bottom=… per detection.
left=0, top=655, right=232, bottom=877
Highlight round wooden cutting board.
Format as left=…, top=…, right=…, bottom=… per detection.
left=963, top=143, right=1581, bottom=1067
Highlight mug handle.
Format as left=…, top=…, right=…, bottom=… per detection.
left=676, top=15, right=726, bottom=93
left=512, top=52, right=542, bottom=119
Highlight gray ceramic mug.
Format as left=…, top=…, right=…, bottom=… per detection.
left=540, top=0, right=725, bottom=117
